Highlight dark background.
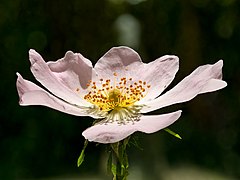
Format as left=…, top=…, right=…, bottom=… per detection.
left=0, top=0, right=239, bottom=179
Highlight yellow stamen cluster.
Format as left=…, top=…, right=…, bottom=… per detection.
left=82, top=75, right=150, bottom=112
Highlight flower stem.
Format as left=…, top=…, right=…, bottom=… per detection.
left=110, top=137, right=130, bottom=180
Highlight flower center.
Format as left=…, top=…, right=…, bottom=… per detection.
left=83, top=74, right=150, bottom=113
left=77, top=73, right=151, bottom=124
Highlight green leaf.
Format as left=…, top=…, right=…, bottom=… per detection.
left=77, top=140, right=88, bottom=167
left=164, top=128, right=182, bottom=139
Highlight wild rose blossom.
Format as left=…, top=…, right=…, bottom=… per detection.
left=16, top=46, right=227, bottom=144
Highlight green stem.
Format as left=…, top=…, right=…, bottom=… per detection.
left=110, top=138, right=129, bottom=180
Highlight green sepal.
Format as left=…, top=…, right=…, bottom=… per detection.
left=109, top=137, right=130, bottom=180
left=77, top=140, right=88, bottom=167
left=111, top=163, right=117, bottom=177
left=130, top=135, right=143, bottom=150
left=164, top=128, right=182, bottom=139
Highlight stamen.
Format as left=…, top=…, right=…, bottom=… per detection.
left=83, top=76, right=151, bottom=124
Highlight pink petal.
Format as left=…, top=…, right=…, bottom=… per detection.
left=199, top=79, right=227, bottom=94
left=135, top=110, right=182, bottom=133
left=82, top=110, right=182, bottom=144
left=29, top=49, right=90, bottom=106
left=141, top=60, right=227, bottom=113
left=95, top=46, right=179, bottom=101
left=137, top=55, right=179, bottom=102
left=16, top=73, right=99, bottom=118
left=94, top=46, right=143, bottom=79
left=47, top=51, right=97, bottom=94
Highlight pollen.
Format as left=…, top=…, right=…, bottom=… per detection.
left=83, top=75, right=150, bottom=112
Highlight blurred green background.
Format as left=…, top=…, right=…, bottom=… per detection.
left=0, top=0, right=239, bottom=179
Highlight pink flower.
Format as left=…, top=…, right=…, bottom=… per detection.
left=16, top=47, right=227, bottom=144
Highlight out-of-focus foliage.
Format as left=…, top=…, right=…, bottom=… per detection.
left=0, top=0, right=239, bottom=179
